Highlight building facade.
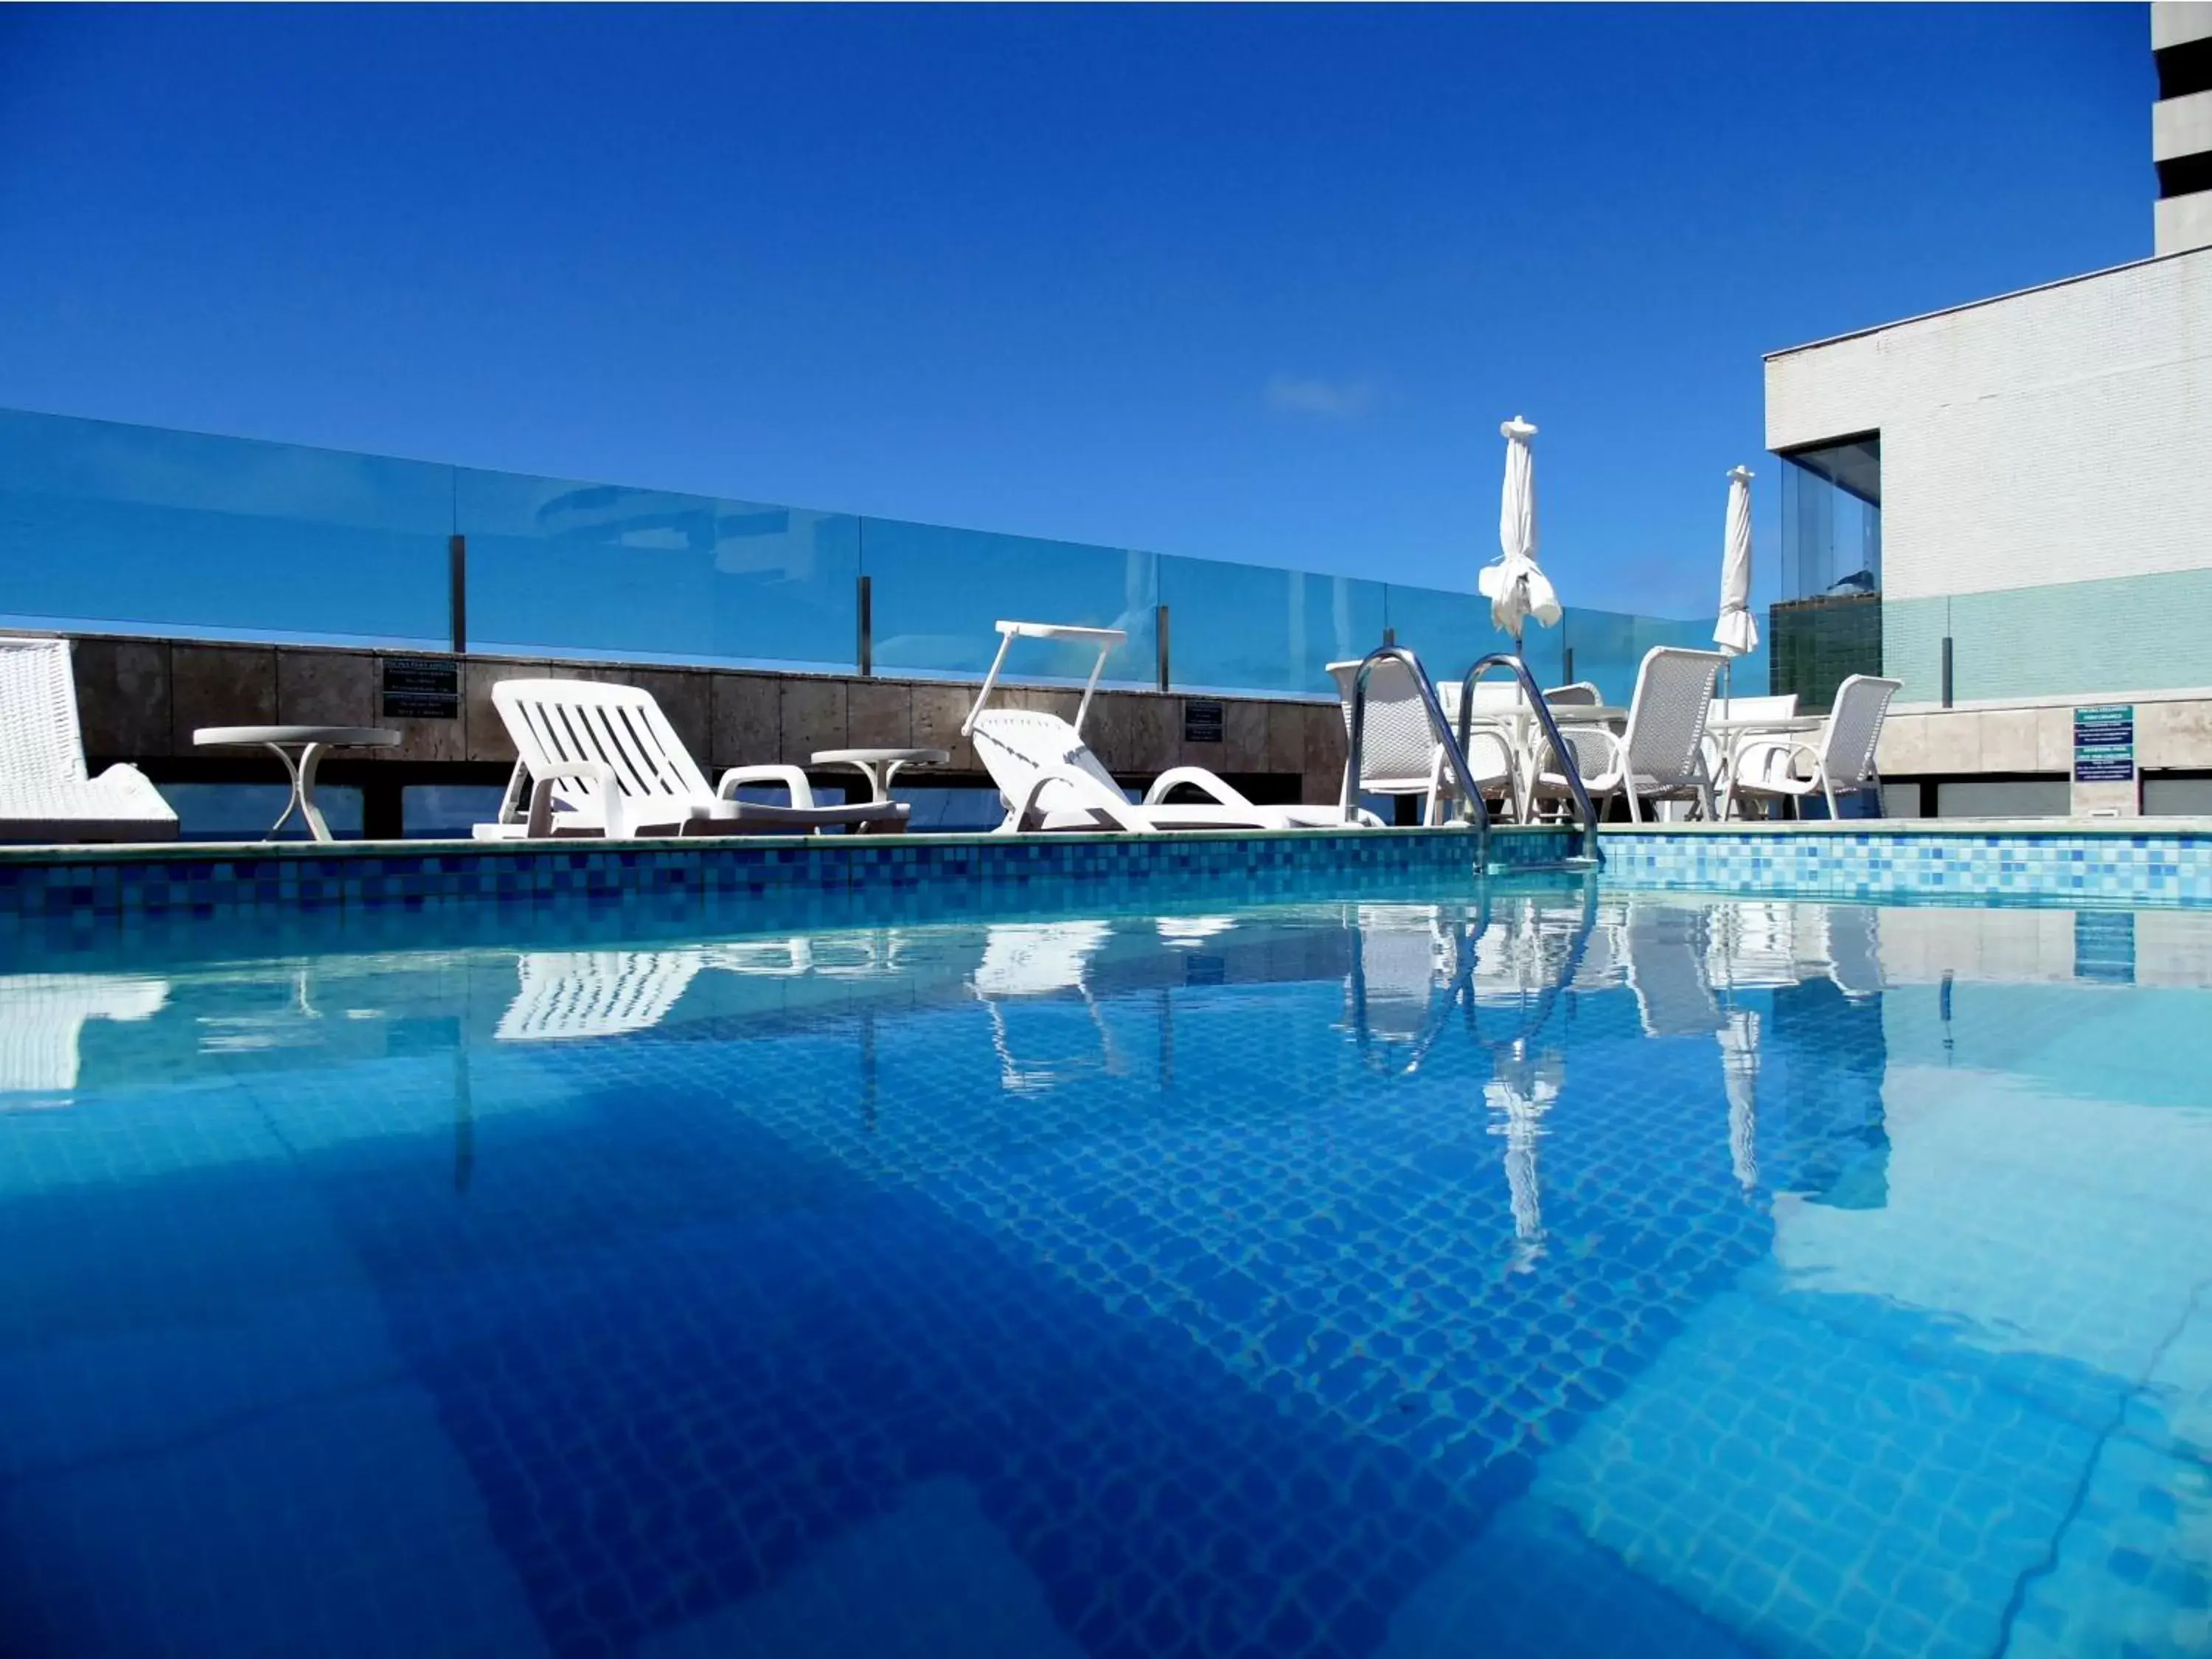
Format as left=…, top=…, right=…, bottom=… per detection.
left=1756, top=5, right=2212, bottom=818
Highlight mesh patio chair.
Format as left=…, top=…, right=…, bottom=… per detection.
left=1531, top=647, right=1727, bottom=823
left=1329, top=656, right=1519, bottom=824
left=1723, top=675, right=1902, bottom=821
left=0, top=638, right=177, bottom=843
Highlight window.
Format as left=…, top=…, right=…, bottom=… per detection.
left=1773, top=435, right=1882, bottom=712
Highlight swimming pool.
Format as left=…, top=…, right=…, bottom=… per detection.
left=3, top=883, right=2210, bottom=1658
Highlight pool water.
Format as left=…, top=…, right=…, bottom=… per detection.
left=4, top=888, right=2212, bottom=1659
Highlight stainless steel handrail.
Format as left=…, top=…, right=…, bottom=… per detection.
left=1344, top=646, right=1490, bottom=862
left=1457, top=653, right=1601, bottom=863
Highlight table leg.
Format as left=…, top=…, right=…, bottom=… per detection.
left=296, top=742, right=333, bottom=841
left=262, top=742, right=334, bottom=842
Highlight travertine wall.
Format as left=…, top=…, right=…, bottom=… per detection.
left=63, top=634, right=1352, bottom=804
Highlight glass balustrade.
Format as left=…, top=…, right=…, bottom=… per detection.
left=0, top=407, right=1766, bottom=706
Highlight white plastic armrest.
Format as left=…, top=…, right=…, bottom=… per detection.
left=1549, top=727, right=1626, bottom=783
left=92, top=762, right=171, bottom=808
left=716, top=764, right=816, bottom=809
left=1142, top=767, right=1253, bottom=809
left=1006, top=765, right=1147, bottom=833
left=526, top=760, right=620, bottom=838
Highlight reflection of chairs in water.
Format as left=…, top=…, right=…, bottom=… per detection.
left=1345, top=888, right=1601, bottom=1074
left=1344, top=891, right=1598, bottom=1263
left=1156, top=916, right=1235, bottom=948
left=1702, top=902, right=1886, bottom=1000
left=496, top=951, right=706, bottom=1042
left=1703, top=901, right=1801, bottom=992
left=1346, top=905, right=1463, bottom=1051
left=498, top=931, right=914, bottom=1041
left=0, top=973, right=170, bottom=1099
left=971, top=922, right=1121, bottom=1093
left=1623, top=905, right=1725, bottom=1037
left=703, top=932, right=906, bottom=980
left=1811, top=905, right=1885, bottom=998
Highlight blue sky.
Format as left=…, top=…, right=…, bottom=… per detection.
left=0, top=4, right=2153, bottom=619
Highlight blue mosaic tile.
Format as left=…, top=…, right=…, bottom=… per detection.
left=1604, top=828, right=2212, bottom=908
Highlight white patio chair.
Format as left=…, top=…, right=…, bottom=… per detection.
left=1327, top=657, right=1518, bottom=824
left=1722, top=675, right=1902, bottom=821
left=476, top=679, right=909, bottom=838
left=965, top=622, right=1372, bottom=833
left=0, top=638, right=177, bottom=843
left=1531, top=647, right=1727, bottom=822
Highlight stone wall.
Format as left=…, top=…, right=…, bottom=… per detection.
left=63, top=634, right=1352, bottom=805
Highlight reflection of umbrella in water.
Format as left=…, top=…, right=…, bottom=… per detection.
left=1718, top=1008, right=1761, bottom=1195
left=1485, top=1040, right=1562, bottom=1270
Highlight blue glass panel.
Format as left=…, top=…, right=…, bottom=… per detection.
left=863, top=518, right=1157, bottom=684
left=1161, top=556, right=1387, bottom=698
left=1559, top=608, right=1641, bottom=704
left=460, top=470, right=859, bottom=670
left=0, top=410, right=453, bottom=647
left=1388, top=583, right=1571, bottom=693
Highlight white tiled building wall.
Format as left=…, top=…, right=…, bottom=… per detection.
left=1765, top=247, right=2212, bottom=606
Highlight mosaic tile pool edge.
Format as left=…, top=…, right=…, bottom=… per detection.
left=1605, top=828, right=2212, bottom=907
left=0, top=827, right=1565, bottom=943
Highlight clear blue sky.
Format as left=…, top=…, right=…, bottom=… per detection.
left=0, top=4, right=2153, bottom=619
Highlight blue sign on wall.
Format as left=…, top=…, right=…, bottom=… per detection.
left=2073, top=704, right=2135, bottom=783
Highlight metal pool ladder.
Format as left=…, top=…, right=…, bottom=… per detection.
left=1341, top=646, right=1600, bottom=871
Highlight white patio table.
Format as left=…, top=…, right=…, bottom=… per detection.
left=811, top=747, right=950, bottom=830
left=192, top=726, right=400, bottom=843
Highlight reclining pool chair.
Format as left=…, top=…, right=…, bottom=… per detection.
left=964, top=620, right=1373, bottom=833
left=476, top=679, right=910, bottom=838
left=0, top=638, right=178, bottom=843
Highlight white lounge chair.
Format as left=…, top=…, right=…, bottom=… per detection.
left=964, top=621, right=1372, bottom=833
left=0, top=638, right=177, bottom=843
left=476, top=679, right=910, bottom=838
left=1723, top=674, right=1902, bottom=821
left=1531, top=646, right=1727, bottom=822
left=1326, top=656, right=1517, bottom=824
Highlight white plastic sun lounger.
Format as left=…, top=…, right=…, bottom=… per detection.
left=476, top=679, right=911, bottom=838
left=962, top=621, right=1375, bottom=834
left=0, top=638, right=178, bottom=843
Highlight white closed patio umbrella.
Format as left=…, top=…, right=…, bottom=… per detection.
left=1714, top=465, right=1757, bottom=705
left=1478, top=415, right=1561, bottom=655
